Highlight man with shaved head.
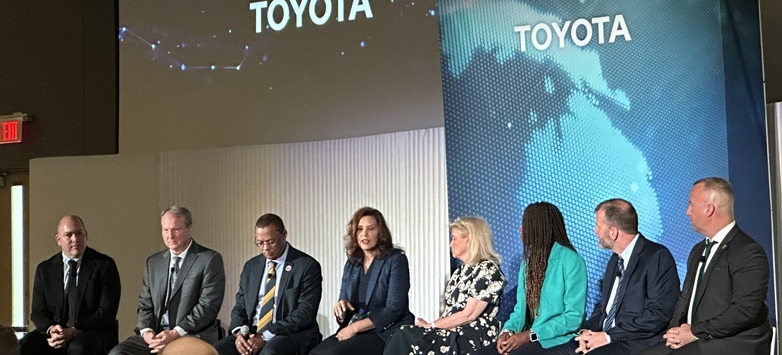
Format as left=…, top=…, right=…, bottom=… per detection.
left=20, top=215, right=121, bottom=355
left=641, top=177, right=772, bottom=355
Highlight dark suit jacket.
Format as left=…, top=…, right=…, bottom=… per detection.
left=228, top=243, right=322, bottom=353
left=337, top=250, right=414, bottom=342
left=136, top=240, right=226, bottom=343
left=669, top=225, right=771, bottom=354
left=583, top=234, right=679, bottom=353
left=30, top=247, right=121, bottom=334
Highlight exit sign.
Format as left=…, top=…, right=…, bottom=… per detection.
left=1, top=119, right=22, bottom=144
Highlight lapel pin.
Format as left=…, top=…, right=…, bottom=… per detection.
left=721, top=244, right=727, bottom=250
left=285, top=265, right=292, bottom=272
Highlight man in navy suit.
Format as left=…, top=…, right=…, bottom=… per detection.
left=213, top=213, right=323, bottom=355
left=20, top=215, right=122, bottom=355
left=547, top=199, right=680, bottom=355
left=641, top=178, right=771, bottom=355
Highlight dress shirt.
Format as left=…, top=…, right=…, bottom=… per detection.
left=47, top=254, right=82, bottom=334
left=232, top=243, right=291, bottom=341
left=602, top=234, right=639, bottom=343
left=61, top=253, right=82, bottom=288
left=687, top=221, right=733, bottom=323
left=140, top=240, right=193, bottom=337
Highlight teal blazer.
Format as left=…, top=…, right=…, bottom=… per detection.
left=502, top=242, right=587, bottom=348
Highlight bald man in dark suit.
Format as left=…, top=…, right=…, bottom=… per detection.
left=20, top=215, right=121, bottom=355
left=641, top=178, right=771, bottom=355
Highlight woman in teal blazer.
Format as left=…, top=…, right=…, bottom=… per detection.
left=478, top=202, right=587, bottom=355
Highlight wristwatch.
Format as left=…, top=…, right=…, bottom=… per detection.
left=529, top=331, right=539, bottom=342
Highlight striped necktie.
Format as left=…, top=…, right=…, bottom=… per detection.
left=257, top=261, right=277, bottom=333
left=604, top=256, right=625, bottom=330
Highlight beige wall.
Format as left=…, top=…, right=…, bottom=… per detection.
left=29, top=128, right=450, bottom=338
left=29, top=154, right=159, bottom=338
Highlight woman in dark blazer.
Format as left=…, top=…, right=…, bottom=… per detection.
left=310, top=207, right=414, bottom=355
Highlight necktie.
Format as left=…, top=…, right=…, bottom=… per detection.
left=699, top=240, right=715, bottom=278
left=65, top=259, right=78, bottom=326
left=691, top=240, right=715, bottom=315
left=603, top=256, right=625, bottom=330
left=256, top=261, right=277, bottom=333
left=161, top=256, right=182, bottom=329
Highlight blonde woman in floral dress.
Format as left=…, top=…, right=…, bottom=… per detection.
left=383, top=217, right=506, bottom=355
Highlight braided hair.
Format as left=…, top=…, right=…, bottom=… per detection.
left=521, top=202, right=575, bottom=316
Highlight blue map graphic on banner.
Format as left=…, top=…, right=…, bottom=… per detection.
left=439, top=0, right=740, bottom=320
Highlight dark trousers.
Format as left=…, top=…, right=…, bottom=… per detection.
left=639, top=329, right=772, bottom=355
left=213, top=333, right=301, bottom=355
left=640, top=341, right=703, bottom=355
left=20, top=329, right=118, bottom=355
left=310, top=332, right=384, bottom=355
left=474, top=341, right=575, bottom=355
left=109, top=335, right=157, bottom=355
left=544, top=339, right=633, bottom=355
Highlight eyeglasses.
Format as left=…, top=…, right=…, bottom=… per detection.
left=254, top=237, right=280, bottom=248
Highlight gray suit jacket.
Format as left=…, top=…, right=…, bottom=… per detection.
left=135, top=240, right=226, bottom=343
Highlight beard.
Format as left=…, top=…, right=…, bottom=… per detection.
left=598, top=233, right=614, bottom=250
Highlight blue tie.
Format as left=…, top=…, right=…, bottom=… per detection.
left=604, top=256, right=625, bottom=330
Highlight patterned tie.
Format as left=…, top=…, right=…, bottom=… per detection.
left=256, top=261, right=277, bottom=333
left=65, top=259, right=78, bottom=326
left=161, top=256, right=182, bottom=329
left=603, top=256, right=625, bottom=330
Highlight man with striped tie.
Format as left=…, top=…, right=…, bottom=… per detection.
left=547, top=199, right=680, bottom=355
left=214, top=213, right=323, bottom=355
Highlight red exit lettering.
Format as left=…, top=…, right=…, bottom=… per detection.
left=1, top=120, right=20, bottom=143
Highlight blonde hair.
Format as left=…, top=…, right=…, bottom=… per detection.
left=450, top=217, right=503, bottom=266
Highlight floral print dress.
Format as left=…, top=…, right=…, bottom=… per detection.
left=383, top=260, right=506, bottom=355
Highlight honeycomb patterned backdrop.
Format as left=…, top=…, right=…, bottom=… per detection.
left=438, top=0, right=771, bottom=321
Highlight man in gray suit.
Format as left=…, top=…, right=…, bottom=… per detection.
left=111, top=206, right=226, bottom=354
left=213, top=213, right=322, bottom=355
